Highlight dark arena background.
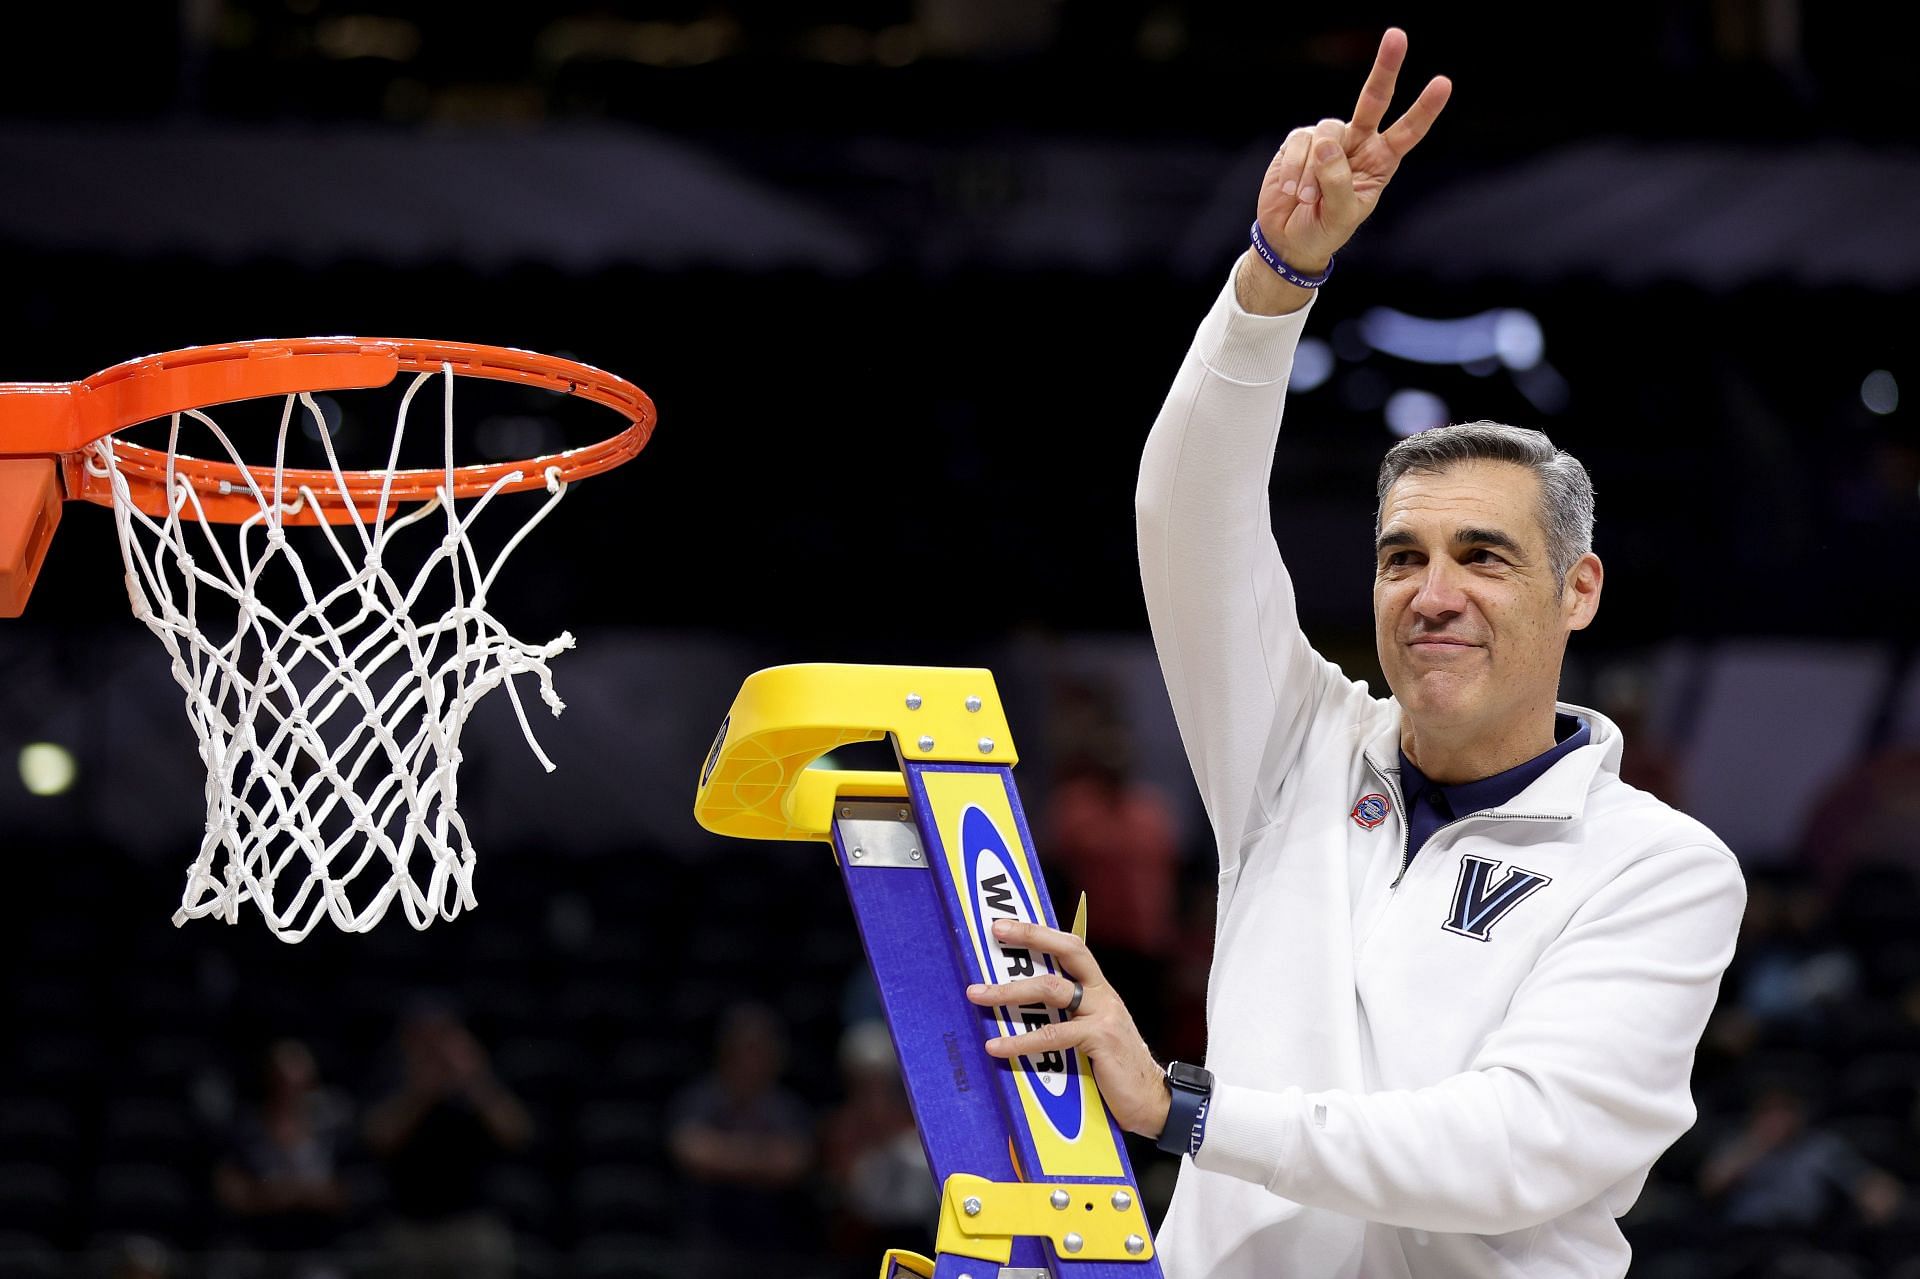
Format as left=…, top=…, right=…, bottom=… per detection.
left=2, top=4, right=1917, bottom=1277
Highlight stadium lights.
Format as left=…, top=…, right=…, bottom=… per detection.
left=1358, top=306, right=1545, bottom=372
left=1385, top=389, right=1449, bottom=438
left=19, top=742, right=77, bottom=796
left=1862, top=370, right=1899, bottom=416
left=1292, top=337, right=1335, bottom=392
left=1513, top=363, right=1572, bottom=415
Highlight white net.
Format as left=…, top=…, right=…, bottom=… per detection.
left=90, top=367, right=574, bottom=941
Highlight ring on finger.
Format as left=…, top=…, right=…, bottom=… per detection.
left=1065, top=981, right=1085, bottom=1017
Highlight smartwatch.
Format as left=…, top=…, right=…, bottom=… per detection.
left=1156, top=1061, right=1214, bottom=1157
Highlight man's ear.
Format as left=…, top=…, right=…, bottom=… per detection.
left=1564, top=552, right=1603, bottom=632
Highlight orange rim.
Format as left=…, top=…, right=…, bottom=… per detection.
left=0, top=337, right=655, bottom=525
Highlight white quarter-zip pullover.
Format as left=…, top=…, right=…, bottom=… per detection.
left=1136, top=265, right=1746, bottom=1278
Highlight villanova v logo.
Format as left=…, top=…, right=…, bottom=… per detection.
left=1443, top=855, right=1551, bottom=941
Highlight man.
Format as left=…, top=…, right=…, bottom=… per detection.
left=365, top=1004, right=533, bottom=1279
left=965, top=27, right=1746, bottom=1278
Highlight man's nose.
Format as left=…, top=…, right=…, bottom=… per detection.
left=1410, top=558, right=1469, bottom=619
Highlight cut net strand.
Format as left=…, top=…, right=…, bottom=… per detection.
left=91, top=365, right=574, bottom=941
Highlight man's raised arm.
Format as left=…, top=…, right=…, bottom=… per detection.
left=1135, top=30, right=1451, bottom=860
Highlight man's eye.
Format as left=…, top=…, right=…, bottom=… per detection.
left=1384, top=552, right=1413, bottom=567
left=1469, top=549, right=1506, bottom=564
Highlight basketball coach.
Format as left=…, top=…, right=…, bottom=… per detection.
left=968, top=27, right=1746, bottom=1279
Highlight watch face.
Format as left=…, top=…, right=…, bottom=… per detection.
left=1169, top=1061, right=1211, bottom=1091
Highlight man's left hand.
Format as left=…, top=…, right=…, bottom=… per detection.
left=965, top=918, right=1172, bottom=1139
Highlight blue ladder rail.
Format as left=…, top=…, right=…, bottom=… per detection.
left=695, top=664, right=1162, bottom=1279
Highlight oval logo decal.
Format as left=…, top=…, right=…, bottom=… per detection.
left=960, top=804, right=1083, bottom=1142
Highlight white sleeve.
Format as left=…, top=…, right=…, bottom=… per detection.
left=1135, top=262, right=1365, bottom=867
left=1190, top=843, right=1747, bottom=1235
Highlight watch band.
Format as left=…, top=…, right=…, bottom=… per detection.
left=1157, top=1061, right=1214, bottom=1157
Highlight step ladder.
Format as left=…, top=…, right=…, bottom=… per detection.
left=695, top=663, right=1165, bottom=1279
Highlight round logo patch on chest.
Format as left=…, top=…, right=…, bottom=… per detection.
left=1351, top=792, right=1391, bottom=829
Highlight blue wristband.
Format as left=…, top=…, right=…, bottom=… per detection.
left=1249, top=219, right=1334, bottom=288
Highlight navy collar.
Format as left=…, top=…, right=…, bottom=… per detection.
left=1398, top=713, right=1591, bottom=820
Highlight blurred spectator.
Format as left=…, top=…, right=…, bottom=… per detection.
left=840, top=966, right=886, bottom=1029
left=668, top=1002, right=814, bottom=1247
left=104, top=1235, right=174, bottom=1279
left=212, top=1039, right=350, bottom=1274
left=1708, top=872, right=1860, bottom=1056
left=1042, top=678, right=1180, bottom=1043
left=1699, top=1080, right=1904, bottom=1228
left=364, top=1003, right=533, bottom=1279
left=1591, top=663, right=1684, bottom=807
left=1801, top=747, right=1920, bottom=889
left=819, top=1020, right=935, bottom=1260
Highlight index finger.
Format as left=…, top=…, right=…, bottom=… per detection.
left=991, top=917, right=1106, bottom=985
left=1350, top=27, right=1408, bottom=135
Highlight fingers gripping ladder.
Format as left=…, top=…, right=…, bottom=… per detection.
left=694, top=664, right=1163, bottom=1279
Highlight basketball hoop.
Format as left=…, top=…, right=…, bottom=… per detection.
left=0, top=338, right=655, bottom=940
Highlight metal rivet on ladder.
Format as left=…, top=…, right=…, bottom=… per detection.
left=965, top=695, right=982, bottom=712
left=909, top=848, right=921, bottom=860
left=897, top=808, right=909, bottom=820
left=1125, top=1234, right=1147, bottom=1255
left=918, top=735, right=935, bottom=752
left=905, top=692, right=923, bottom=710
left=1050, top=1189, right=1070, bottom=1210
left=840, top=807, right=851, bottom=818
left=1111, top=1189, right=1133, bottom=1211
left=851, top=847, right=864, bottom=859
left=962, top=1196, right=982, bottom=1217
left=977, top=737, right=995, bottom=754
left=1063, top=1232, right=1084, bottom=1254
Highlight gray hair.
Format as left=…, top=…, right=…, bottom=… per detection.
left=1375, top=421, right=1595, bottom=584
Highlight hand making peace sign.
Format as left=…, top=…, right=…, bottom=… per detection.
left=1256, top=27, right=1452, bottom=278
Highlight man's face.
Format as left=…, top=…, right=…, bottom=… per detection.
left=1372, top=459, right=1595, bottom=739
